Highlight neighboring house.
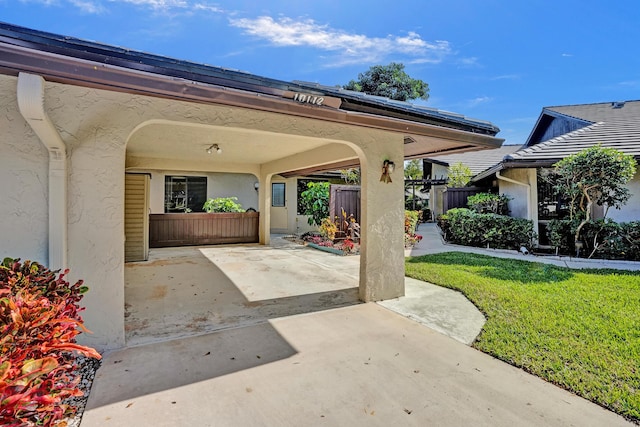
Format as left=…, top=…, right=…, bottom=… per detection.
left=420, top=145, right=521, bottom=217
left=0, top=22, right=502, bottom=350
left=472, top=100, right=640, bottom=246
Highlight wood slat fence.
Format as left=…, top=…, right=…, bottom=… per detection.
left=149, top=212, right=259, bottom=247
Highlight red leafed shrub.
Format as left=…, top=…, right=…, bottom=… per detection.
left=0, top=258, right=101, bottom=426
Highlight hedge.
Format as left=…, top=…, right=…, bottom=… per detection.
left=438, top=208, right=535, bottom=250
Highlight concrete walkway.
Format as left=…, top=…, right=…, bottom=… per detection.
left=406, top=222, right=640, bottom=271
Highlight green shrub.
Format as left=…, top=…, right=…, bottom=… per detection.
left=546, top=219, right=575, bottom=254
left=0, top=258, right=101, bottom=426
left=439, top=208, right=535, bottom=249
left=299, top=182, right=330, bottom=227
left=467, top=192, right=511, bottom=215
left=203, top=197, right=244, bottom=213
left=549, top=219, right=640, bottom=260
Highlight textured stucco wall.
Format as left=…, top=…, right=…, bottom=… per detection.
left=0, top=75, right=49, bottom=264
left=2, top=74, right=407, bottom=350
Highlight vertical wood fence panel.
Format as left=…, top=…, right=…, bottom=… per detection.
left=329, top=185, right=361, bottom=236
left=149, top=212, right=259, bottom=247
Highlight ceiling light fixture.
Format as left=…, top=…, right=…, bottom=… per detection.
left=206, top=143, right=222, bottom=154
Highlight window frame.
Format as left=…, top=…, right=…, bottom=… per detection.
left=164, top=175, right=207, bottom=213
left=271, top=182, right=286, bottom=207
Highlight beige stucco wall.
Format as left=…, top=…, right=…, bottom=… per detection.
left=1, top=74, right=406, bottom=351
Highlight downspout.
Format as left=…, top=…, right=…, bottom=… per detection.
left=496, top=170, right=531, bottom=220
left=17, top=72, right=67, bottom=270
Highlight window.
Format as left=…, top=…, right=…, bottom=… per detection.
left=164, top=176, right=207, bottom=213
left=272, top=183, right=285, bottom=207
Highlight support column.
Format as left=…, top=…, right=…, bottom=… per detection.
left=358, top=143, right=405, bottom=301
left=258, top=173, right=271, bottom=245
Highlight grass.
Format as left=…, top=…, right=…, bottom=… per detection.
left=405, top=252, right=640, bottom=422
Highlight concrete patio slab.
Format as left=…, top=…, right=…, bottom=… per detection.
left=82, top=303, right=632, bottom=427
left=124, top=241, right=361, bottom=346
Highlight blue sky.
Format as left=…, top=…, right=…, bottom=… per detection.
left=2, top=0, right=639, bottom=145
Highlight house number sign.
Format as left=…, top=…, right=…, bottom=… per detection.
left=293, top=92, right=325, bottom=106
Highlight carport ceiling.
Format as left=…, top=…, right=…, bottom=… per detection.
left=127, top=122, right=340, bottom=165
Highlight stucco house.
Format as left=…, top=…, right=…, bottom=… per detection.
left=0, top=22, right=503, bottom=350
left=472, top=100, right=640, bottom=246
left=420, top=145, right=520, bottom=217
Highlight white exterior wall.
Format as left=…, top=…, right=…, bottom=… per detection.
left=498, top=168, right=535, bottom=219
left=1, top=74, right=406, bottom=351
left=0, top=75, right=49, bottom=264
left=608, top=172, right=640, bottom=222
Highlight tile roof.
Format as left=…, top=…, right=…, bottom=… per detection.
left=545, top=100, right=640, bottom=123
left=424, top=145, right=521, bottom=175
left=507, top=100, right=640, bottom=164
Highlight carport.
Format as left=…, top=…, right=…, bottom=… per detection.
left=0, top=22, right=503, bottom=351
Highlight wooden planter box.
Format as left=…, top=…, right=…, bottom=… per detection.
left=149, top=212, right=259, bottom=247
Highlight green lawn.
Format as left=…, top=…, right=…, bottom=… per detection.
left=405, top=252, right=640, bottom=422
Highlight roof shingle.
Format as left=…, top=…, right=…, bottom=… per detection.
left=508, top=100, right=640, bottom=163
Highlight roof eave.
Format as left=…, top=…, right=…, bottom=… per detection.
left=0, top=37, right=503, bottom=155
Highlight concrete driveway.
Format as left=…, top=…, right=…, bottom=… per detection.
left=83, top=303, right=630, bottom=426
left=82, top=238, right=633, bottom=426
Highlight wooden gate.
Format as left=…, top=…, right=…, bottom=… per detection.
left=329, top=185, right=361, bottom=237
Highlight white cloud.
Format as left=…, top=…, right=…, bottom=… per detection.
left=70, top=0, right=105, bottom=13
left=29, top=0, right=223, bottom=13
left=466, top=96, right=492, bottom=108
left=457, top=56, right=480, bottom=67
left=490, top=74, right=520, bottom=81
left=109, top=0, right=189, bottom=9
left=19, top=0, right=61, bottom=4
left=229, top=16, right=452, bottom=66
left=618, top=80, right=639, bottom=88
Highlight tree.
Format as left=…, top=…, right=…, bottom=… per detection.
left=343, top=63, right=429, bottom=102
left=404, top=159, right=423, bottom=179
left=299, top=181, right=330, bottom=226
left=339, top=168, right=360, bottom=185
left=447, top=162, right=473, bottom=188
left=552, top=145, right=637, bottom=244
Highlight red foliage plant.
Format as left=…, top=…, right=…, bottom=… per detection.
left=341, top=238, right=355, bottom=253
left=0, top=258, right=101, bottom=427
